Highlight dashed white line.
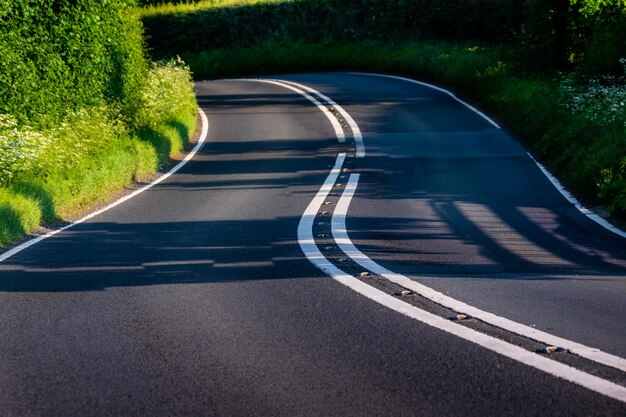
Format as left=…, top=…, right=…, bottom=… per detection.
left=0, top=108, right=210, bottom=263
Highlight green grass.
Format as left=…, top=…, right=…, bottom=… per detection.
left=0, top=189, right=41, bottom=246
left=140, top=0, right=292, bottom=16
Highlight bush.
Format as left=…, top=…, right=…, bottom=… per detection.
left=141, top=0, right=522, bottom=59
left=0, top=108, right=126, bottom=187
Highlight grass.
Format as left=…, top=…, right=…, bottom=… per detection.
left=0, top=189, right=41, bottom=246
left=140, top=0, right=292, bottom=16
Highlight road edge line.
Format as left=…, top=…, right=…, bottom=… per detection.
left=527, top=153, right=626, bottom=239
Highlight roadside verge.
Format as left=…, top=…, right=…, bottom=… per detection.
left=0, top=108, right=208, bottom=261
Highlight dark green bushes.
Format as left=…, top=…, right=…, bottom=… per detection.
left=143, top=0, right=522, bottom=57
left=142, top=0, right=625, bottom=74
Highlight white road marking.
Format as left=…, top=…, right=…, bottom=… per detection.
left=0, top=108, right=210, bottom=263
left=272, top=79, right=365, bottom=158
left=298, top=153, right=347, bottom=278
left=248, top=79, right=346, bottom=143
left=263, top=76, right=626, bottom=382
left=298, top=156, right=626, bottom=403
left=528, top=153, right=626, bottom=239
left=349, top=72, right=501, bottom=129
left=333, top=174, right=626, bottom=373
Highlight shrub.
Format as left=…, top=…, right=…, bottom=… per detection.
left=133, top=57, right=197, bottom=130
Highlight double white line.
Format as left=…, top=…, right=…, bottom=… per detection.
left=255, top=77, right=626, bottom=403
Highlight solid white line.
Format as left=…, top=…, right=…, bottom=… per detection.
left=349, top=72, right=501, bottom=129
left=333, top=173, right=626, bottom=373
left=248, top=79, right=346, bottom=143
left=0, top=108, right=210, bottom=263
left=527, top=153, right=626, bottom=239
left=337, top=274, right=626, bottom=403
left=272, top=79, right=365, bottom=158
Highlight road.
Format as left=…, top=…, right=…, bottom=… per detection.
left=0, top=73, right=624, bottom=416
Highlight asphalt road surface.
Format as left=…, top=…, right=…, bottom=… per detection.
left=0, top=73, right=625, bottom=416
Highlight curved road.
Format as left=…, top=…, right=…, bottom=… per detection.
left=0, top=73, right=624, bottom=416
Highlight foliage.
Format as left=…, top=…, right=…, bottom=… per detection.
left=0, top=0, right=198, bottom=247
left=557, top=59, right=626, bottom=214
left=0, top=108, right=123, bottom=186
left=571, top=0, right=626, bottom=15
left=141, top=0, right=626, bottom=73
left=0, top=188, right=41, bottom=246
left=133, top=57, right=197, bottom=131
left=559, top=61, right=626, bottom=127
left=0, top=0, right=147, bottom=128
left=141, top=0, right=523, bottom=59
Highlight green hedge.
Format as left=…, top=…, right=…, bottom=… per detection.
left=143, top=1, right=522, bottom=54
left=0, top=0, right=147, bottom=128
left=142, top=0, right=626, bottom=73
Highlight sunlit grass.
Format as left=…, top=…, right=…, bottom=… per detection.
left=140, top=0, right=293, bottom=16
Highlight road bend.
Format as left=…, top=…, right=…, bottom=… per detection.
left=0, top=74, right=624, bottom=416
